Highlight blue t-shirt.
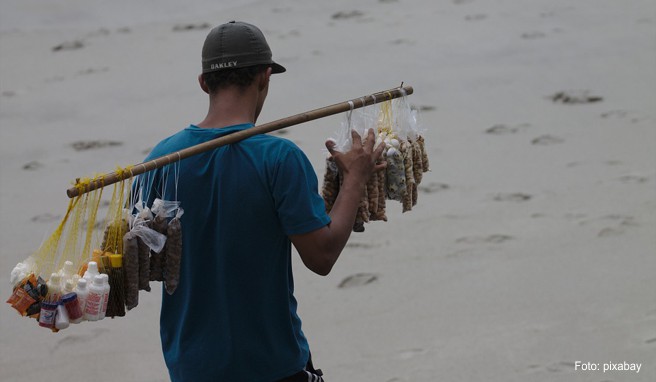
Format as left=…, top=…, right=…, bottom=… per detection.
left=142, top=124, right=330, bottom=382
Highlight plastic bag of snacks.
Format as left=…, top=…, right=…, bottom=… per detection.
left=321, top=93, right=430, bottom=232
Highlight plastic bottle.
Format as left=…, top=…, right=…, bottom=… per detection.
left=55, top=303, right=70, bottom=330
left=59, top=260, right=75, bottom=281
left=98, top=274, right=111, bottom=319
left=83, top=261, right=100, bottom=285
left=62, top=279, right=76, bottom=295
left=38, top=302, right=58, bottom=329
left=62, top=292, right=84, bottom=324
left=73, top=279, right=89, bottom=323
left=84, top=275, right=104, bottom=321
left=46, top=273, right=62, bottom=302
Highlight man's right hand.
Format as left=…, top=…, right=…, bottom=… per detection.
left=290, top=128, right=386, bottom=276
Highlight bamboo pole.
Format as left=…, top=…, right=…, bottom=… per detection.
left=66, top=85, right=413, bottom=198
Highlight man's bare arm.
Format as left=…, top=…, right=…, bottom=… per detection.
left=290, top=128, right=385, bottom=276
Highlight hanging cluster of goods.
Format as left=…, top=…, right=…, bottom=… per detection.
left=322, top=95, right=429, bottom=231
left=7, top=166, right=183, bottom=332
left=7, top=85, right=417, bottom=331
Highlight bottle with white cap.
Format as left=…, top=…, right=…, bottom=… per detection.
left=46, top=273, right=63, bottom=302
left=73, top=278, right=89, bottom=323
left=62, top=279, right=76, bottom=295
left=59, top=260, right=75, bottom=281
left=84, top=275, right=104, bottom=321
left=83, top=261, right=100, bottom=285
left=55, top=303, right=70, bottom=330
left=98, top=274, right=111, bottom=319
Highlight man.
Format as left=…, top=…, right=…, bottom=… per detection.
left=143, top=21, right=385, bottom=381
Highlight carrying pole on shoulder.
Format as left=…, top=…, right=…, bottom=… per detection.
left=66, top=85, right=414, bottom=198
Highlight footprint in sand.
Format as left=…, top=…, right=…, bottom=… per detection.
left=338, top=273, right=378, bottom=288
left=389, top=38, right=415, bottom=46
left=531, top=135, right=564, bottom=146
left=492, top=192, right=532, bottom=202
left=52, top=40, right=85, bottom=52
left=618, top=174, right=649, bottom=184
left=71, top=140, right=123, bottom=151
left=485, top=123, right=530, bottom=135
left=77, top=67, right=109, bottom=76
left=456, top=234, right=513, bottom=244
left=601, top=109, right=645, bottom=124
left=419, top=182, right=449, bottom=194
left=172, top=23, right=211, bottom=32
left=22, top=161, right=43, bottom=170
left=332, top=11, right=364, bottom=20
left=597, top=227, right=625, bottom=237
left=416, top=105, right=436, bottom=112
left=545, top=361, right=577, bottom=373
left=346, top=242, right=380, bottom=249
left=549, top=90, right=603, bottom=104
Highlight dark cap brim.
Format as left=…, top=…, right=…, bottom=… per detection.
left=271, top=62, right=286, bottom=74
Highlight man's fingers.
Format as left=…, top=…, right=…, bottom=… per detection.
left=373, top=138, right=386, bottom=160
left=350, top=129, right=363, bottom=148
left=364, top=128, right=376, bottom=151
left=325, top=139, right=339, bottom=156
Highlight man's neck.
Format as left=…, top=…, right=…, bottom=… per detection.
left=197, top=85, right=259, bottom=129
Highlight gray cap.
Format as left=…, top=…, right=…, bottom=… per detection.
left=201, top=21, right=286, bottom=74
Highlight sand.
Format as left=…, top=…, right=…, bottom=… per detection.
left=1, top=0, right=655, bottom=381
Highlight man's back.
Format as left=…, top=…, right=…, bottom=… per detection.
left=144, top=123, right=330, bottom=381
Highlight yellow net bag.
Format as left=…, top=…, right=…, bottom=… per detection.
left=7, top=168, right=133, bottom=329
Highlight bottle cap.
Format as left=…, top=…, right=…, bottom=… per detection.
left=93, top=274, right=104, bottom=286
left=77, top=278, right=88, bottom=289
left=109, top=254, right=123, bottom=268
left=61, top=261, right=75, bottom=274
left=61, top=292, right=77, bottom=303
left=64, top=279, right=75, bottom=290
left=41, top=301, right=58, bottom=309
left=50, top=273, right=61, bottom=283
left=87, top=261, right=99, bottom=274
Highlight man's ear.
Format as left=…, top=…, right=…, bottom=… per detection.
left=258, top=67, right=273, bottom=91
left=198, top=74, right=210, bottom=94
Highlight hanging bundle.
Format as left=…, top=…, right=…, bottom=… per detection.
left=321, top=91, right=429, bottom=232
left=7, top=169, right=132, bottom=330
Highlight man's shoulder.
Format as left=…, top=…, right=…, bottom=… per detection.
left=144, top=128, right=194, bottom=160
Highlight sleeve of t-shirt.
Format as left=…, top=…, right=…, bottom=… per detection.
left=272, top=144, right=331, bottom=236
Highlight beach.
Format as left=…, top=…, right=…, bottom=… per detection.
left=1, top=0, right=655, bottom=381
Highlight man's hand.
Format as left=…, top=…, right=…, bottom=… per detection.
left=325, top=128, right=387, bottom=187
left=290, top=128, right=386, bottom=276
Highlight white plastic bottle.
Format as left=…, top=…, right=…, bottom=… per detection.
left=55, top=303, right=70, bottom=330
left=84, top=275, right=104, bottom=321
left=83, top=261, right=100, bottom=285
left=62, top=279, right=76, bottom=295
left=47, top=273, right=63, bottom=302
left=98, top=274, right=111, bottom=319
left=59, top=260, right=75, bottom=281
left=73, top=278, right=89, bottom=323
